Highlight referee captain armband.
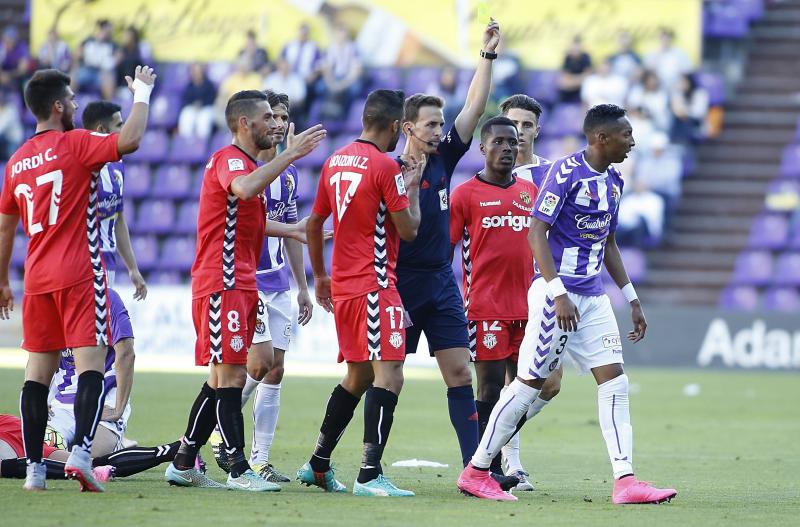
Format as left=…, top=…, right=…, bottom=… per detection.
left=622, top=283, right=639, bottom=303
left=132, top=79, right=153, bottom=105
left=547, top=277, right=567, bottom=298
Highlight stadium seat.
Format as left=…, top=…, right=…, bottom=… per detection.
left=130, top=235, right=159, bottom=271
left=779, top=144, right=800, bottom=179
left=696, top=71, right=726, bottom=106
left=124, top=164, right=153, bottom=199
left=719, top=285, right=760, bottom=310
left=343, top=102, right=366, bottom=133
left=135, top=199, right=176, bottom=234
left=147, top=270, right=183, bottom=285
left=153, top=164, right=193, bottom=200
left=159, top=236, right=196, bottom=271
left=621, top=248, right=647, bottom=282
left=547, top=104, right=584, bottom=137
left=368, top=67, right=403, bottom=91
left=149, top=94, right=181, bottom=129
left=762, top=287, right=800, bottom=312
left=192, top=167, right=205, bottom=198
left=524, top=70, right=559, bottom=105
left=208, top=130, right=232, bottom=155
left=703, top=3, right=750, bottom=38
left=458, top=145, right=485, bottom=174
left=747, top=214, right=789, bottom=250
left=159, top=62, right=191, bottom=94
left=451, top=171, right=472, bottom=188
left=292, top=137, right=331, bottom=169
left=127, top=130, right=170, bottom=163
left=732, top=250, right=773, bottom=286
left=174, top=201, right=199, bottom=234
left=773, top=252, right=800, bottom=286
left=169, top=134, right=209, bottom=164
left=403, top=67, right=440, bottom=96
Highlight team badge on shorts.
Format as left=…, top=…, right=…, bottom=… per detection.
left=519, top=191, right=532, bottom=205
left=482, top=333, right=497, bottom=350
left=549, top=358, right=560, bottom=371
left=230, top=335, right=245, bottom=352
left=255, top=320, right=265, bottom=335
left=389, top=331, right=403, bottom=349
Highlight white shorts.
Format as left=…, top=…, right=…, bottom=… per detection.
left=518, top=278, right=623, bottom=380
left=252, top=290, right=293, bottom=350
left=49, top=390, right=131, bottom=450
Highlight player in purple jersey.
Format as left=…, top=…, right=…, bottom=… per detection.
left=82, top=101, right=147, bottom=300
left=458, top=104, right=677, bottom=504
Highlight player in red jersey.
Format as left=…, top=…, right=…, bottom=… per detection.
left=449, top=116, right=538, bottom=486
left=0, top=66, right=155, bottom=491
left=297, top=89, right=423, bottom=496
left=164, top=90, right=326, bottom=492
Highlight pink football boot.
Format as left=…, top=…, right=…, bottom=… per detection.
left=91, top=465, right=115, bottom=483
left=457, top=464, right=517, bottom=501
left=612, top=476, right=677, bottom=504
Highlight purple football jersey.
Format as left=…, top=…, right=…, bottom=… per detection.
left=531, top=151, right=624, bottom=296
left=97, top=161, right=125, bottom=270
left=256, top=165, right=299, bottom=292
left=513, top=155, right=552, bottom=188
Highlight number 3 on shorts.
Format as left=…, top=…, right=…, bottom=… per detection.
left=227, top=310, right=240, bottom=332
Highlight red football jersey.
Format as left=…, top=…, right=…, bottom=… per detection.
left=192, top=145, right=266, bottom=299
left=312, top=139, right=409, bottom=300
left=0, top=129, right=119, bottom=294
left=449, top=175, right=539, bottom=320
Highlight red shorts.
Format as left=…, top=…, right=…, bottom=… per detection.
left=469, top=320, right=527, bottom=362
left=192, top=290, right=258, bottom=366
left=333, top=288, right=406, bottom=363
left=22, top=279, right=111, bottom=352
left=0, top=414, right=57, bottom=458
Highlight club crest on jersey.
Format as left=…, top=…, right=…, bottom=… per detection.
left=228, top=158, right=245, bottom=172
left=611, top=184, right=620, bottom=202
left=538, top=191, right=560, bottom=216
left=230, top=335, right=245, bottom=352
left=389, top=331, right=404, bottom=349
left=519, top=191, right=532, bottom=205
left=482, top=333, right=497, bottom=350
left=285, top=174, right=295, bottom=195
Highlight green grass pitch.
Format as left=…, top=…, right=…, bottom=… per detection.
left=0, top=366, right=798, bottom=526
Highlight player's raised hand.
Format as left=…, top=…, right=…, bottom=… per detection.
left=129, top=269, right=148, bottom=301
left=482, top=17, right=501, bottom=53
left=286, top=124, right=326, bottom=161
left=285, top=122, right=296, bottom=150
left=125, top=65, right=157, bottom=93
left=0, top=283, right=13, bottom=320
left=314, top=275, right=333, bottom=313
left=628, top=301, right=647, bottom=342
left=297, top=288, right=313, bottom=325
left=554, top=294, right=580, bottom=332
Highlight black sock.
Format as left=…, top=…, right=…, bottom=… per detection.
left=310, top=384, right=360, bottom=473
left=174, top=383, right=217, bottom=470
left=475, top=399, right=503, bottom=473
left=0, top=458, right=67, bottom=479
left=20, top=381, right=50, bottom=463
left=93, top=441, right=181, bottom=477
left=357, top=387, right=398, bottom=484
left=71, top=371, right=105, bottom=455
left=216, top=387, right=248, bottom=478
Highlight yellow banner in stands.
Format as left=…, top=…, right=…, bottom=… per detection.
left=30, top=0, right=700, bottom=68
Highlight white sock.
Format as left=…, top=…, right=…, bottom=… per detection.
left=250, top=383, right=281, bottom=465
left=472, top=379, right=539, bottom=469
left=502, top=395, right=552, bottom=473
left=241, top=374, right=260, bottom=410
left=597, top=374, right=634, bottom=479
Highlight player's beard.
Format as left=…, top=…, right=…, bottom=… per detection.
left=254, top=128, right=273, bottom=150
left=61, top=109, right=75, bottom=131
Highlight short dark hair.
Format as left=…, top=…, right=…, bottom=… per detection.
left=82, top=101, right=121, bottom=131
left=499, top=94, right=543, bottom=120
left=583, top=104, right=627, bottom=135
left=225, top=90, right=269, bottom=132
left=480, top=115, right=518, bottom=143
left=363, top=89, right=405, bottom=130
left=264, top=89, right=289, bottom=111
left=24, top=69, right=71, bottom=121
left=403, top=93, right=444, bottom=123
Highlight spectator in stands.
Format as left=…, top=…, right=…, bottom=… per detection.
left=644, top=27, right=691, bottom=91
left=37, top=27, right=71, bottom=72
left=424, top=65, right=466, bottom=126
left=581, top=58, right=628, bottom=108
left=670, top=72, right=710, bottom=144
left=608, top=30, right=641, bottom=81
left=214, top=57, right=262, bottom=126
left=114, top=27, right=150, bottom=99
left=281, top=23, right=322, bottom=112
left=557, top=36, right=592, bottom=103
left=627, top=70, right=671, bottom=132
left=0, top=25, right=29, bottom=90
left=240, top=30, right=270, bottom=76
left=263, top=58, right=306, bottom=118
left=318, top=24, right=363, bottom=119
left=635, top=132, right=684, bottom=211
left=627, top=106, right=659, bottom=153
left=0, top=89, right=22, bottom=159
left=178, top=63, right=217, bottom=139
left=492, top=39, right=522, bottom=100
left=617, top=171, right=666, bottom=246
left=75, top=19, right=117, bottom=99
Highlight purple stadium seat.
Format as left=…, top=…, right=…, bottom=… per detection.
left=331, top=133, right=357, bottom=152
left=192, top=167, right=205, bottom=198
left=160, top=63, right=191, bottom=95
left=621, top=247, right=647, bottom=282
left=159, top=236, right=196, bottom=272
left=123, top=164, right=152, bottom=199
left=790, top=217, right=800, bottom=249
left=748, top=214, right=789, bottom=250
left=208, top=130, right=232, bottom=155
left=605, top=284, right=627, bottom=308
left=369, top=67, right=403, bottom=91
left=546, top=104, right=584, bottom=137
left=174, top=201, right=199, bottom=234
left=779, top=144, right=800, bottom=179
left=136, top=200, right=176, bottom=234
left=149, top=94, right=181, bottom=129
left=153, top=165, right=193, bottom=199
left=695, top=71, right=726, bottom=106
left=11, top=235, right=27, bottom=267
left=344, top=102, right=365, bottom=133
left=524, top=70, right=559, bottom=105
left=148, top=270, right=183, bottom=285
left=765, top=179, right=800, bottom=213
left=451, top=171, right=472, bottom=189
left=122, top=197, right=136, bottom=229
left=206, top=61, right=233, bottom=87
left=127, top=130, right=169, bottom=163
left=703, top=3, right=749, bottom=38
left=762, top=287, right=800, bottom=312
left=773, top=252, right=800, bottom=286
left=292, top=137, right=331, bottom=169
left=732, top=250, right=773, bottom=286
left=458, top=145, right=485, bottom=174
left=719, top=286, right=760, bottom=310
left=74, top=93, right=101, bottom=127
left=403, top=67, right=441, bottom=96
left=130, top=235, right=158, bottom=271
left=169, top=134, right=209, bottom=164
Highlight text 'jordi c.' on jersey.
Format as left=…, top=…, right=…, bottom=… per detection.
left=531, top=151, right=624, bottom=296
left=312, top=139, right=409, bottom=300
